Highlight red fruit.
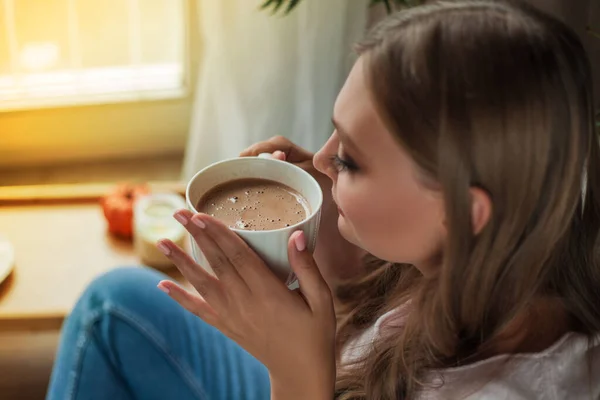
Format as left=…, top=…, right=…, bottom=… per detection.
left=101, top=183, right=150, bottom=239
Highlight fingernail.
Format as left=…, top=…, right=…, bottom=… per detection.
left=174, top=212, right=188, bottom=225
left=294, top=231, right=306, bottom=252
left=192, top=216, right=206, bottom=229
left=274, top=150, right=286, bottom=161
left=157, top=240, right=171, bottom=255
left=157, top=283, right=170, bottom=294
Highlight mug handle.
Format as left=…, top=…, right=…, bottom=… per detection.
left=257, top=152, right=274, bottom=159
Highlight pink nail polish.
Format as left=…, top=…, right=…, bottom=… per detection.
left=157, top=283, right=170, bottom=294
left=157, top=241, right=171, bottom=255
left=174, top=212, right=188, bottom=225
left=275, top=151, right=287, bottom=161
left=192, top=216, right=206, bottom=229
left=294, top=231, right=306, bottom=252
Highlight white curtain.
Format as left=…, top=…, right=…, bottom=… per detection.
left=182, top=0, right=369, bottom=180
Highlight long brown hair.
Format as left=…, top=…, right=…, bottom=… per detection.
left=334, top=1, right=600, bottom=398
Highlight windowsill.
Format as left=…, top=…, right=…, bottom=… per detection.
left=0, top=181, right=186, bottom=205
left=0, top=153, right=186, bottom=203
left=0, top=153, right=184, bottom=185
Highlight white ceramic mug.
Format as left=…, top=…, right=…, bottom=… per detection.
left=185, top=156, right=323, bottom=286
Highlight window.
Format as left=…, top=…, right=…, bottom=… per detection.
left=0, top=0, right=193, bottom=171
left=0, top=0, right=188, bottom=111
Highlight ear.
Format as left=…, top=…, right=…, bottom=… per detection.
left=470, top=187, right=492, bottom=235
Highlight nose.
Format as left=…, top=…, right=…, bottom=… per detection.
left=313, top=133, right=337, bottom=182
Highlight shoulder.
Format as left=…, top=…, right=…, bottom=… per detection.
left=420, top=333, right=600, bottom=399
left=340, top=305, right=410, bottom=367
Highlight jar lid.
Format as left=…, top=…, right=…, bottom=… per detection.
left=135, top=192, right=187, bottom=220
left=134, top=192, right=187, bottom=242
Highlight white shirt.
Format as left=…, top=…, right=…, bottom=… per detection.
left=341, top=309, right=600, bottom=399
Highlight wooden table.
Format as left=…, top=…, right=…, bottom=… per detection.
left=0, top=183, right=189, bottom=332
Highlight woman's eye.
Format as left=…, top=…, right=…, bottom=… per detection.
left=330, top=154, right=358, bottom=172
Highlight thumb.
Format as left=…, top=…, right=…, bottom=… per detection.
left=287, top=231, right=332, bottom=312
left=272, top=150, right=287, bottom=161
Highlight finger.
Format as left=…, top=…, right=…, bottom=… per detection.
left=268, top=137, right=313, bottom=163
left=272, top=150, right=286, bottom=161
left=239, top=137, right=314, bottom=166
left=173, top=210, right=249, bottom=292
left=191, top=213, right=273, bottom=288
left=157, top=280, right=220, bottom=326
left=287, top=231, right=333, bottom=314
left=156, top=238, right=224, bottom=308
left=240, top=136, right=292, bottom=157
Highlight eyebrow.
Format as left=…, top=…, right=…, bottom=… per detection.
left=331, top=117, right=359, bottom=151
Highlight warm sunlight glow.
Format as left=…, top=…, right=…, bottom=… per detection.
left=0, top=63, right=184, bottom=107
left=19, top=42, right=60, bottom=72
left=0, top=0, right=186, bottom=111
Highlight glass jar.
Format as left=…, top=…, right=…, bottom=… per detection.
left=134, top=192, right=187, bottom=269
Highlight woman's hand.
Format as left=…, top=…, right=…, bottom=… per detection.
left=240, top=136, right=366, bottom=294
left=156, top=209, right=336, bottom=399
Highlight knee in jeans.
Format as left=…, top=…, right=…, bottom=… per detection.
left=74, top=267, right=164, bottom=322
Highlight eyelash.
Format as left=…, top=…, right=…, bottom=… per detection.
left=330, top=154, right=358, bottom=172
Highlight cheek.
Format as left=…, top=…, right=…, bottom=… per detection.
left=335, top=177, right=445, bottom=264
left=333, top=176, right=367, bottom=240
left=334, top=176, right=392, bottom=253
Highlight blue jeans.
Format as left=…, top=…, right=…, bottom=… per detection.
left=46, top=267, right=271, bottom=400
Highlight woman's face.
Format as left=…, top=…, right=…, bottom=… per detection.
left=314, top=57, right=446, bottom=273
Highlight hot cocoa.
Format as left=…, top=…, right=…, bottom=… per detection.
left=197, top=178, right=310, bottom=231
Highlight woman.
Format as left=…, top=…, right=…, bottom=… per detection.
left=47, top=1, right=600, bottom=399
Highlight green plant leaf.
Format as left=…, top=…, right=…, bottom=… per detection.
left=261, top=0, right=285, bottom=14
left=273, top=0, right=285, bottom=13
left=260, top=0, right=274, bottom=9
left=285, top=0, right=300, bottom=14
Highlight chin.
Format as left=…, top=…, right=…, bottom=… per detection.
left=337, top=215, right=360, bottom=247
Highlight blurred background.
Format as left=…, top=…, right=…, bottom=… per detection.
left=0, top=0, right=598, bottom=188
left=0, top=0, right=369, bottom=188
left=0, top=0, right=192, bottom=184
left=0, top=1, right=598, bottom=399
